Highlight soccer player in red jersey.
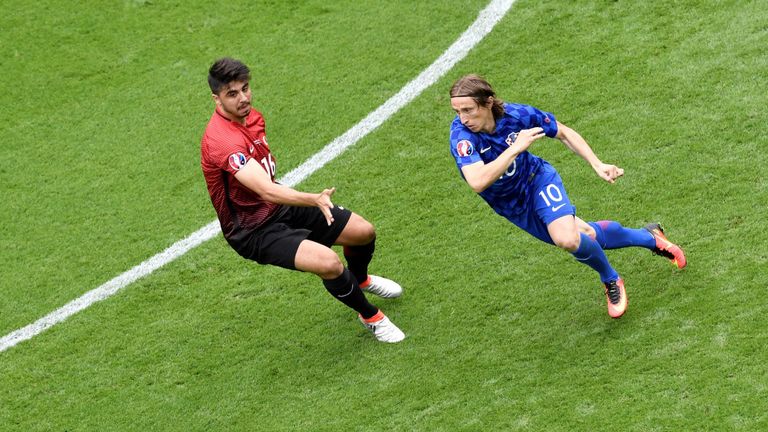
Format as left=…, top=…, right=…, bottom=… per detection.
left=201, top=58, right=404, bottom=342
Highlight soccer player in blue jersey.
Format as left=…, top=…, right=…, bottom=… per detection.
left=448, top=74, right=686, bottom=318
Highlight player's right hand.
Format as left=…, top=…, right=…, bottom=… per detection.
left=511, top=127, right=545, bottom=153
left=317, top=187, right=336, bottom=225
left=595, top=163, right=624, bottom=183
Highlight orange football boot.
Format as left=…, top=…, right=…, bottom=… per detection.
left=644, top=223, right=687, bottom=269
left=605, top=278, right=628, bottom=318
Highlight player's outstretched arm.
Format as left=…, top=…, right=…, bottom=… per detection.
left=555, top=121, right=624, bottom=183
left=234, top=159, right=336, bottom=224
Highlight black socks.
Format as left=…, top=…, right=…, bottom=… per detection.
left=343, top=238, right=375, bottom=284
left=322, top=268, right=378, bottom=319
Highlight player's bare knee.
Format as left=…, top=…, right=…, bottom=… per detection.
left=351, top=217, right=376, bottom=244
left=317, top=255, right=344, bottom=279
left=554, top=235, right=580, bottom=252
left=580, top=224, right=596, bottom=240
left=340, top=214, right=376, bottom=245
left=361, top=220, right=376, bottom=243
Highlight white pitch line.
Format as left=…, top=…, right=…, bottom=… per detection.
left=0, top=0, right=515, bottom=354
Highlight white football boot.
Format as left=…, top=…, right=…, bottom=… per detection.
left=359, top=275, right=403, bottom=298
left=359, top=312, right=406, bottom=343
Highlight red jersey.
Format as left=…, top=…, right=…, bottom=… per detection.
left=201, top=107, right=282, bottom=239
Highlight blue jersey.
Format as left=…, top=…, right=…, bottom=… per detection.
left=449, top=102, right=559, bottom=217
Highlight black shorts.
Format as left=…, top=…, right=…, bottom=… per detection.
left=226, top=205, right=352, bottom=270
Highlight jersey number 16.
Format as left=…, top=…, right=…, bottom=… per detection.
left=260, top=154, right=276, bottom=178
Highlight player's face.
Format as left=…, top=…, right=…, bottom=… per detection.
left=213, top=80, right=252, bottom=122
left=451, top=96, right=495, bottom=133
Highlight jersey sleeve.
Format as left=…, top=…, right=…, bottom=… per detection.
left=518, top=104, right=559, bottom=137
left=205, top=133, right=251, bottom=176
left=449, top=128, right=483, bottom=170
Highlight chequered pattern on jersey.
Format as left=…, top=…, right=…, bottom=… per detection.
left=449, top=103, right=558, bottom=217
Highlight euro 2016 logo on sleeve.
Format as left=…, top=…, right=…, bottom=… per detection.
left=457, top=140, right=474, bottom=157
left=228, top=152, right=247, bottom=171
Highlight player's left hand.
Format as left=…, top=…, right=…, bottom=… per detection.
left=317, top=187, right=336, bottom=225
left=596, top=163, right=624, bottom=183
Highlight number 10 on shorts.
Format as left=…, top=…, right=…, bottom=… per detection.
left=539, top=184, right=564, bottom=210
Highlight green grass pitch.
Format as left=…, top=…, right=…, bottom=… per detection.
left=1, top=0, right=767, bottom=430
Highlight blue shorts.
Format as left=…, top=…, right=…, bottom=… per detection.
left=506, top=166, right=575, bottom=245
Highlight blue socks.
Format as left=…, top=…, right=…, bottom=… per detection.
left=570, top=221, right=655, bottom=283
left=588, top=220, right=656, bottom=250
left=571, top=232, right=619, bottom=283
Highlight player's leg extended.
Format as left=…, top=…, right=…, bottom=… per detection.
left=549, top=217, right=627, bottom=318
left=529, top=171, right=619, bottom=284
left=252, top=208, right=403, bottom=342
left=294, top=239, right=379, bottom=319
left=585, top=219, right=655, bottom=249
left=548, top=216, right=619, bottom=283
left=329, top=212, right=405, bottom=342
left=335, top=212, right=402, bottom=298
left=336, top=213, right=376, bottom=283
left=530, top=170, right=627, bottom=318
left=586, top=219, right=686, bottom=268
